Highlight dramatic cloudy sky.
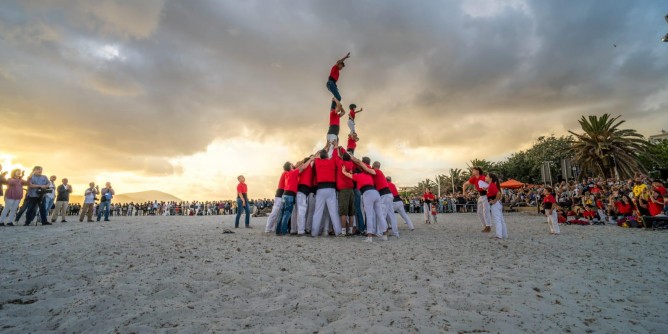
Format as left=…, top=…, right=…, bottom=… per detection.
left=0, top=0, right=666, bottom=199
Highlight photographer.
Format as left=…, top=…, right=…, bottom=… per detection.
left=97, top=182, right=115, bottom=222
left=79, top=182, right=98, bottom=222
left=23, top=166, right=51, bottom=226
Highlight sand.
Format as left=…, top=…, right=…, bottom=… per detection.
left=1, top=212, right=666, bottom=333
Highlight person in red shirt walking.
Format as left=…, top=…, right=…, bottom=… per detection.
left=543, top=186, right=560, bottom=235
left=463, top=167, right=492, bottom=232
left=422, top=188, right=436, bottom=224
left=326, top=52, right=350, bottom=111
left=235, top=175, right=251, bottom=228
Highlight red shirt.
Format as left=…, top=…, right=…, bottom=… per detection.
left=353, top=172, right=374, bottom=190
left=336, top=160, right=354, bottom=190
left=347, top=135, right=356, bottom=150
left=277, top=172, right=286, bottom=190
left=387, top=182, right=399, bottom=196
left=543, top=194, right=556, bottom=204
left=582, top=210, right=596, bottom=219
left=349, top=109, right=356, bottom=120
left=468, top=175, right=486, bottom=191
left=615, top=202, right=633, bottom=215
left=236, top=182, right=247, bottom=196
left=423, top=192, right=435, bottom=203
left=649, top=196, right=665, bottom=216
left=656, top=186, right=667, bottom=196
left=315, top=158, right=337, bottom=185
left=298, top=164, right=314, bottom=187
left=283, top=169, right=300, bottom=193
left=330, top=109, right=340, bottom=126
left=329, top=65, right=340, bottom=82
left=371, top=168, right=389, bottom=191
left=487, top=182, right=499, bottom=199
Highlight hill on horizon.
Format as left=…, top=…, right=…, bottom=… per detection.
left=69, top=190, right=183, bottom=204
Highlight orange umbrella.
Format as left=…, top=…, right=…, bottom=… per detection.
left=500, top=179, right=525, bottom=189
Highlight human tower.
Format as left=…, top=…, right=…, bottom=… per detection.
left=263, top=53, right=415, bottom=242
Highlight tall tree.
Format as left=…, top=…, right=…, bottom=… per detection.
left=568, top=114, right=650, bottom=178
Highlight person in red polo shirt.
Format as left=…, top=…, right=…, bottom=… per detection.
left=346, top=158, right=385, bottom=243
left=326, top=52, right=350, bottom=111
left=386, top=176, right=414, bottom=231
left=311, top=148, right=343, bottom=237
left=277, top=158, right=313, bottom=236
left=347, top=104, right=363, bottom=134
left=264, top=169, right=287, bottom=233
left=292, top=155, right=316, bottom=235
left=543, top=186, right=560, bottom=235
left=485, top=173, right=507, bottom=239
left=347, top=132, right=358, bottom=155
left=463, top=167, right=492, bottom=232
left=336, top=151, right=356, bottom=236
left=327, top=99, right=346, bottom=157
left=234, top=175, right=251, bottom=228
left=422, top=188, right=436, bottom=224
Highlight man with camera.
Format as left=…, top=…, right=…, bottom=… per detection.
left=97, top=182, right=115, bottom=222
left=79, top=182, right=98, bottom=222
left=22, top=166, right=52, bottom=226
left=51, top=178, right=72, bottom=223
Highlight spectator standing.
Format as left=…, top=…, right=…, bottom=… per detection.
left=0, top=169, right=27, bottom=226
left=51, top=178, right=72, bottom=223
left=97, top=182, right=115, bottom=222
left=80, top=183, right=98, bottom=222
left=23, top=166, right=51, bottom=226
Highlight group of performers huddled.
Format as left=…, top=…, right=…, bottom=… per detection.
left=262, top=53, right=414, bottom=242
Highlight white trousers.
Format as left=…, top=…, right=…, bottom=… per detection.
left=305, top=193, right=315, bottom=232
left=423, top=203, right=436, bottom=223
left=362, top=190, right=384, bottom=236
left=490, top=201, right=508, bottom=238
left=477, top=196, right=491, bottom=227
left=381, top=193, right=395, bottom=235
left=0, top=198, right=20, bottom=224
left=311, top=188, right=341, bottom=236
left=392, top=201, right=414, bottom=230
left=347, top=119, right=355, bottom=133
left=290, top=192, right=309, bottom=234
left=264, top=196, right=283, bottom=232
left=546, top=210, right=560, bottom=234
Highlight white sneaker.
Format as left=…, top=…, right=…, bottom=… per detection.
left=337, top=232, right=347, bottom=237
left=363, top=237, right=373, bottom=243
left=380, top=235, right=388, bottom=241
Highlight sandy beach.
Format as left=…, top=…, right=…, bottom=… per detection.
left=1, top=212, right=666, bottom=333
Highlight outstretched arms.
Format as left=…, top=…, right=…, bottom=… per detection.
left=336, top=52, right=351, bottom=65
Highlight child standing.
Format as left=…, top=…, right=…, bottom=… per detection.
left=326, top=52, right=350, bottom=111
left=543, top=187, right=560, bottom=235
left=347, top=132, right=358, bottom=155
left=486, top=173, right=507, bottom=239
left=347, top=104, right=363, bottom=133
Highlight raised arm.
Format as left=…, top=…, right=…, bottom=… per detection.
left=336, top=52, right=350, bottom=65
left=462, top=180, right=471, bottom=194
left=341, top=165, right=353, bottom=179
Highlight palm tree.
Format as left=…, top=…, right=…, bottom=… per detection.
left=466, top=159, right=495, bottom=174
left=448, top=168, right=465, bottom=193
left=568, top=114, right=650, bottom=178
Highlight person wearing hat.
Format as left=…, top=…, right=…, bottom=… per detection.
left=347, top=103, right=363, bottom=134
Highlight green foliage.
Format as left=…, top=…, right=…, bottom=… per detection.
left=496, top=135, right=573, bottom=183
left=568, top=114, right=649, bottom=178
left=639, top=139, right=668, bottom=172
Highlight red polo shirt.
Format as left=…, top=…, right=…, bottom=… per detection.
left=298, top=164, right=314, bottom=187
left=487, top=182, right=499, bottom=199
left=347, top=135, right=356, bottom=150
left=423, top=192, right=435, bottom=203
left=283, top=169, right=300, bottom=194
left=468, top=175, right=486, bottom=191
left=329, top=65, right=339, bottom=82
left=353, top=172, right=374, bottom=190
left=387, top=182, right=399, bottom=197
left=349, top=109, right=356, bottom=120
left=336, top=160, right=354, bottom=190
left=330, top=109, right=340, bottom=126
left=236, top=182, right=247, bottom=198
left=314, top=158, right=337, bottom=187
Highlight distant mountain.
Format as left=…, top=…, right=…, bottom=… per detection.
left=69, top=190, right=183, bottom=204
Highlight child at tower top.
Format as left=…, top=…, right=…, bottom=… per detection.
left=326, top=52, right=350, bottom=111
